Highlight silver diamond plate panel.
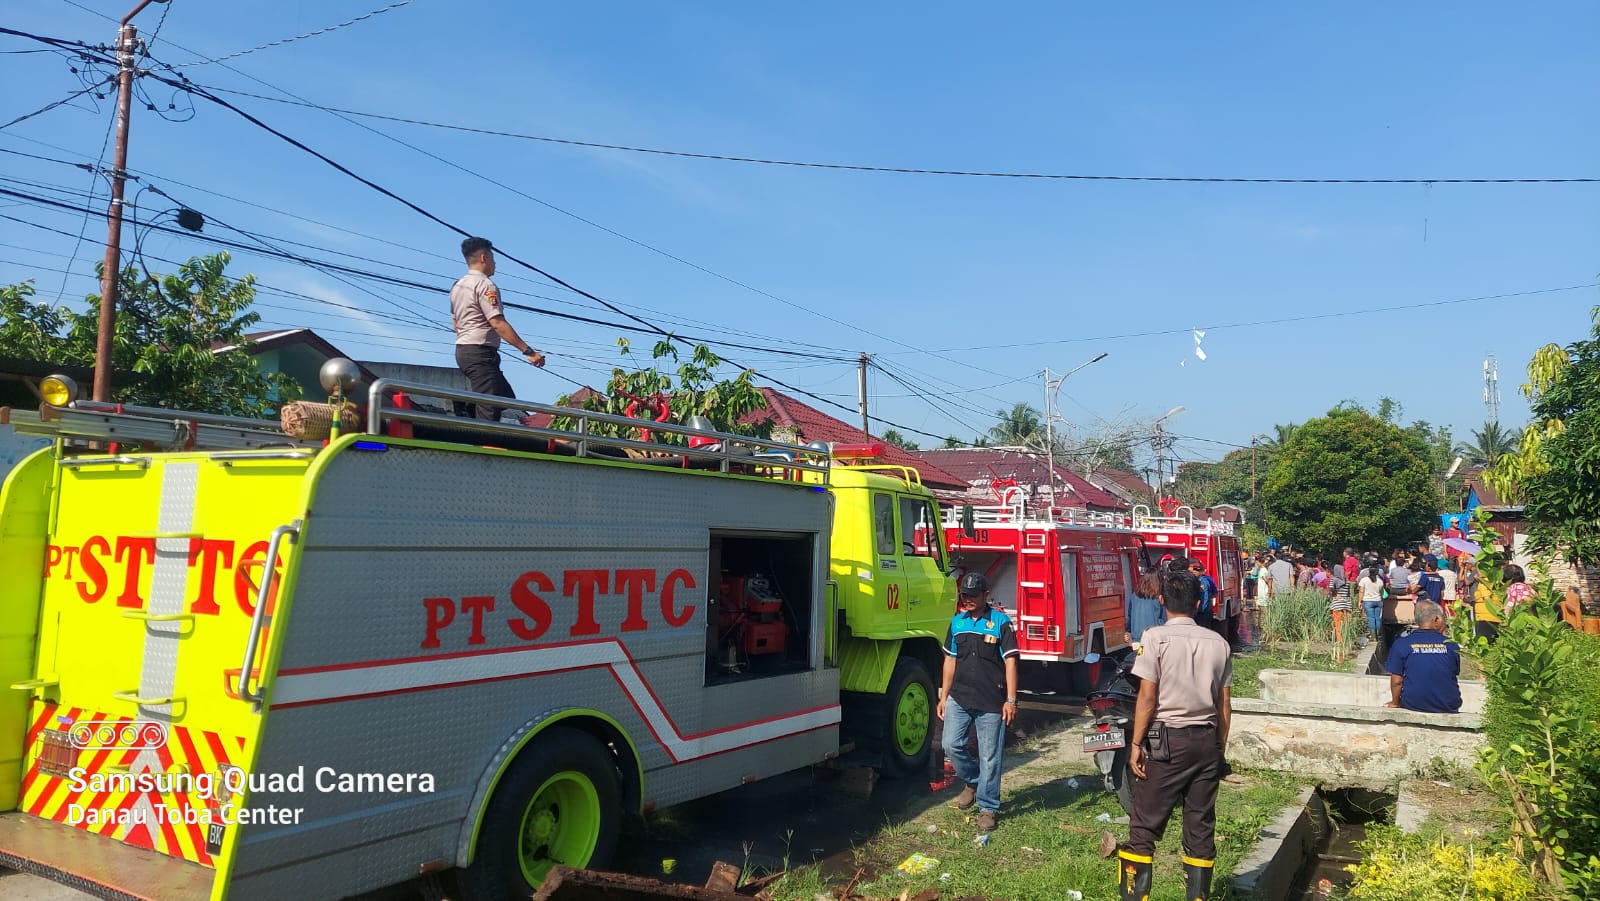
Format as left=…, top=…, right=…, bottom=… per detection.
left=137, top=462, right=197, bottom=720
left=225, top=444, right=841, bottom=894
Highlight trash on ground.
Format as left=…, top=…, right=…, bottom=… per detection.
left=895, top=853, right=940, bottom=876
left=972, top=833, right=990, bottom=847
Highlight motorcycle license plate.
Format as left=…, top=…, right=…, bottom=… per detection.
left=1083, top=730, right=1126, bottom=752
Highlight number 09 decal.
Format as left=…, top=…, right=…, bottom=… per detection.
left=886, top=583, right=901, bottom=610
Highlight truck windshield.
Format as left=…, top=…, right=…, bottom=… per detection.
left=900, top=496, right=945, bottom=570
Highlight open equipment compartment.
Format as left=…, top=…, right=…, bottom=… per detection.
left=705, top=530, right=817, bottom=684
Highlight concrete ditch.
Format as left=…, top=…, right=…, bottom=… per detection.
left=1229, top=669, right=1486, bottom=781
left=1229, top=786, right=1396, bottom=901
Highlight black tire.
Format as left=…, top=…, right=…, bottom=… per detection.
left=458, top=728, right=623, bottom=901
left=882, top=656, right=936, bottom=775
left=1107, top=746, right=1135, bottom=815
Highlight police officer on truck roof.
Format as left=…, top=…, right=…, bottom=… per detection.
left=450, top=237, right=545, bottom=421
left=1116, top=567, right=1232, bottom=901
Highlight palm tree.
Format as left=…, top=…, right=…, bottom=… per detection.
left=1255, top=422, right=1299, bottom=454
left=882, top=429, right=919, bottom=451
left=1455, top=421, right=1516, bottom=467
left=988, top=403, right=1043, bottom=447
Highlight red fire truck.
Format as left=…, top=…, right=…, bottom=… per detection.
left=1133, top=503, right=1244, bottom=642
left=941, top=485, right=1144, bottom=693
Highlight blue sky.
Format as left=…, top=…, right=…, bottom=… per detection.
left=2, top=1, right=1596, bottom=472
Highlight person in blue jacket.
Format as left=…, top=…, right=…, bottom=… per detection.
left=1384, top=600, right=1462, bottom=713
left=1124, top=570, right=1167, bottom=645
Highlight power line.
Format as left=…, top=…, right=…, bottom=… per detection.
left=1, top=140, right=855, bottom=355
left=0, top=185, right=855, bottom=361
left=0, top=76, right=113, bottom=130
left=177, top=79, right=932, bottom=355
left=15, top=24, right=1019, bottom=388
left=157, top=0, right=418, bottom=68
left=183, top=86, right=1600, bottom=186
left=882, top=283, right=1600, bottom=354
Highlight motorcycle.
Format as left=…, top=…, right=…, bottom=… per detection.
left=1082, top=650, right=1140, bottom=814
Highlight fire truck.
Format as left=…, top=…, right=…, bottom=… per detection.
left=940, top=484, right=1144, bottom=693
left=0, top=366, right=955, bottom=900
left=1132, top=503, right=1244, bottom=642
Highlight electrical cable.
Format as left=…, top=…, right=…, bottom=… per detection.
left=885, top=282, right=1600, bottom=354
left=0, top=76, right=113, bottom=130
left=158, top=0, right=417, bottom=68
left=185, top=85, right=1600, bottom=185
left=49, top=98, right=117, bottom=304
left=14, top=25, right=1026, bottom=387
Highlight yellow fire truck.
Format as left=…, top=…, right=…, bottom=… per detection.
left=0, top=365, right=955, bottom=900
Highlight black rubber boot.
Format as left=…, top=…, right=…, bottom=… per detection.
left=1183, top=854, right=1214, bottom=901
left=1117, top=848, right=1153, bottom=901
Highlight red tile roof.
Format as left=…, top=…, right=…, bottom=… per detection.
left=739, top=388, right=968, bottom=490
left=913, top=447, right=1129, bottom=510
left=523, top=387, right=603, bottom=428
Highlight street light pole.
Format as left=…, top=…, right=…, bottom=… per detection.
left=1043, top=352, right=1108, bottom=509
left=1151, top=405, right=1185, bottom=495
left=92, top=0, right=165, bottom=402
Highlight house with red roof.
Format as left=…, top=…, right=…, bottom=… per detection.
left=913, top=446, right=1129, bottom=513
left=738, top=388, right=967, bottom=491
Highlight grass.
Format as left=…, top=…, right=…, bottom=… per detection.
left=1230, top=646, right=1352, bottom=699
left=767, top=765, right=1307, bottom=901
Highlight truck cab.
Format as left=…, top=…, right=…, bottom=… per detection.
left=822, top=451, right=955, bottom=773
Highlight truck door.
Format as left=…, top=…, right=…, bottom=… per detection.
left=868, top=492, right=909, bottom=633
left=896, top=494, right=948, bottom=635
left=1059, top=551, right=1081, bottom=638
left=9, top=452, right=305, bottom=878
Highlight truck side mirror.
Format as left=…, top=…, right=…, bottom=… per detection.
left=961, top=504, right=976, bottom=539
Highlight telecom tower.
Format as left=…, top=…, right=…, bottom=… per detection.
left=1484, top=354, right=1500, bottom=424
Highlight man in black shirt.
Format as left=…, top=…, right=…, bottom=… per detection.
left=937, top=572, right=1020, bottom=833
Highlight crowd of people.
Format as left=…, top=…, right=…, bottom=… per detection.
left=1239, top=520, right=1531, bottom=646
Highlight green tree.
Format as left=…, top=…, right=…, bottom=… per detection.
left=0, top=254, right=299, bottom=417
left=881, top=428, right=919, bottom=451
left=1260, top=408, right=1440, bottom=554
left=1455, top=420, right=1516, bottom=468
left=555, top=338, right=769, bottom=441
left=940, top=435, right=963, bottom=449
left=988, top=402, right=1043, bottom=447
left=1490, top=307, right=1600, bottom=571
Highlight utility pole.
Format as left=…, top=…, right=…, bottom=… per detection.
left=1250, top=436, right=1258, bottom=499
left=93, top=0, right=164, bottom=401
left=1151, top=406, right=1184, bottom=496
left=857, top=352, right=869, bottom=437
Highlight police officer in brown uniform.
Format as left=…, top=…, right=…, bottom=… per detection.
left=451, top=237, right=545, bottom=420
left=1116, top=564, right=1232, bottom=901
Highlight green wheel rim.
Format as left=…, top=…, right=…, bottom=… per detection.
left=893, top=680, right=930, bottom=757
left=517, top=770, right=602, bottom=886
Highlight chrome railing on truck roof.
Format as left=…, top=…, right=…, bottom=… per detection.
left=1131, top=504, right=1237, bottom=536
left=3, top=366, right=829, bottom=483
left=364, top=377, right=830, bottom=481
left=938, top=500, right=1134, bottom=530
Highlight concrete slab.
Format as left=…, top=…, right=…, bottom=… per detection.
left=1395, top=782, right=1427, bottom=834
left=1230, top=785, right=1324, bottom=901
left=1230, top=697, right=1484, bottom=781
left=1257, top=669, right=1486, bottom=716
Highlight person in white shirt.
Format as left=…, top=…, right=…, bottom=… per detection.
left=1357, top=566, right=1385, bottom=638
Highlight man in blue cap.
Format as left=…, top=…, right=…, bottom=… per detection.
left=937, top=571, right=1019, bottom=834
